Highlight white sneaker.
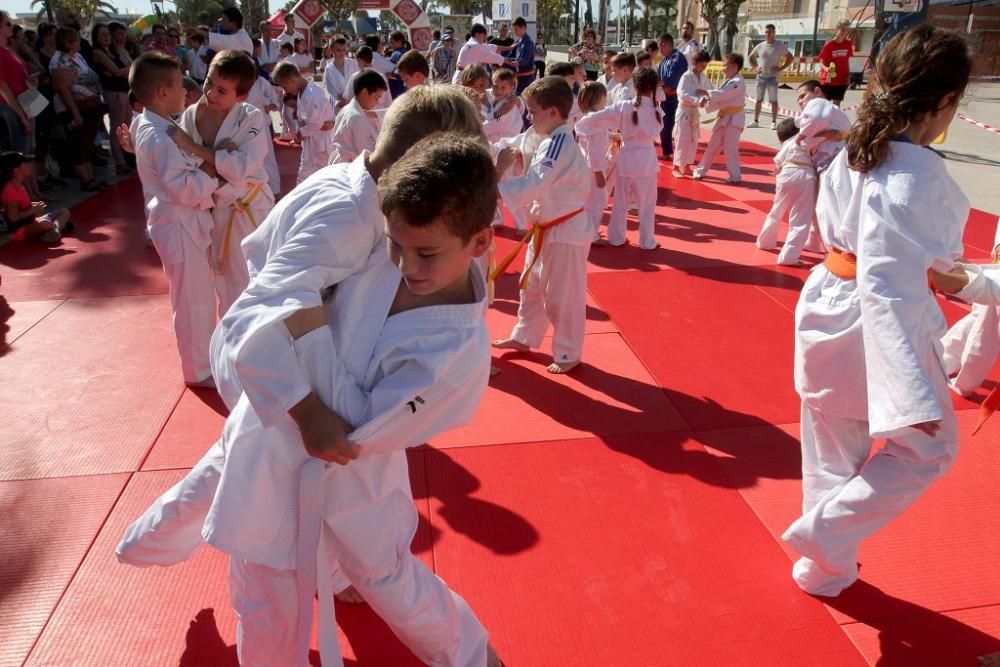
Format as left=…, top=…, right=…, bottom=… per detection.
left=692, top=171, right=704, bottom=180
left=770, top=121, right=777, bottom=130
left=747, top=121, right=760, bottom=128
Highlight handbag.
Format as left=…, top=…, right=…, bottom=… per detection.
left=16, top=88, right=49, bottom=118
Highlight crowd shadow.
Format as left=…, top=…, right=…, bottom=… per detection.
left=0, top=295, right=13, bottom=357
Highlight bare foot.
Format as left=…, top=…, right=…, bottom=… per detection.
left=671, top=167, right=683, bottom=177
left=490, top=365, right=501, bottom=377
left=547, top=360, right=579, bottom=374
left=334, top=585, right=365, bottom=604
left=487, top=643, right=504, bottom=667
left=492, top=338, right=530, bottom=352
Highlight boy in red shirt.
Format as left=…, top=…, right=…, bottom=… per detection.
left=1, top=152, right=72, bottom=243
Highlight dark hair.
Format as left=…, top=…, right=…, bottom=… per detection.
left=284, top=13, right=295, bottom=23
left=848, top=25, right=970, bottom=173
left=657, top=33, right=673, bottom=45
left=37, top=22, right=55, bottom=41
left=583, top=27, right=596, bottom=41
left=354, top=68, right=388, bottom=96
left=54, top=27, right=79, bottom=52
left=380, top=133, right=496, bottom=243
left=577, top=80, right=607, bottom=113
left=643, top=39, right=657, bottom=51
left=355, top=45, right=373, bottom=64
left=632, top=66, right=661, bottom=126
left=152, top=24, right=166, bottom=35
left=636, top=53, right=652, bottom=66
left=692, top=50, right=711, bottom=65
left=182, top=76, right=200, bottom=94
left=513, top=16, right=527, bottom=28
left=547, top=61, right=575, bottom=78
left=459, top=64, right=490, bottom=87
left=283, top=91, right=297, bottom=104
left=389, top=30, right=405, bottom=44
left=279, top=42, right=293, bottom=54
left=603, top=48, right=617, bottom=58
left=210, top=49, right=257, bottom=95
left=333, top=36, right=347, bottom=47
left=432, top=29, right=441, bottom=40
left=222, top=7, right=244, bottom=30
left=765, top=23, right=776, bottom=31
left=190, top=33, right=205, bottom=45
left=91, top=22, right=110, bottom=50
left=611, top=52, right=636, bottom=69
left=725, top=52, right=744, bottom=69
left=397, top=49, right=429, bottom=78
left=776, top=118, right=799, bottom=142
left=798, top=79, right=822, bottom=94
left=130, top=51, right=182, bottom=105
left=0, top=151, right=33, bottom=185
left=523, top=76, right=573, bottom=119
left=471, top=23, right=487, bottom=37
left=683, top=20, right=695, bottom=30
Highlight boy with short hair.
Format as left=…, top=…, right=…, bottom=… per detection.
left=122, top=130, right=506, bottom=667
left=272, top=60, right=335, bottom=183
left=608, top=51, right=637, bottom=104
left=396, top=49, right=430, bottom=88
left=693, top=52, right=747, bottom=184
left=492, top=76, right=593, bottom=374
left=673, top=49, right=712, bottom=177
left=597, top=49, right=617, bottom=86
left=166, top=50, right=276, bottom=314
left=129, top=52, right=219, bottom=386
left=347, top=47, right=392, bottom=110
left=546, top=62, right=582, bottom=128
left=483, top=67, right=524, bottom=143
left=794, top=79, right=851, bottom=171
left=329, top=69, right=387, bottom=164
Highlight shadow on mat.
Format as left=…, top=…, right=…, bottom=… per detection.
left=490, top=352, right=801, bottom=488
left=824, top=581, right=1000, bottom=666
left=179, top=606, right=423, bottom=666
left=408, top=449, right=540, bottom=556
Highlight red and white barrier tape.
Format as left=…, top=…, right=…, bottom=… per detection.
left=956, top=113, right=1000, bottom=137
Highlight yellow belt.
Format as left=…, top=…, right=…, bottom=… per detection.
left=491, top=208, right=584, bottom=289
left=702, top=105, right=744, bottom=125
left=217, top=182, right=265, bottom=275
left=783, top=160, right=815, bottom=172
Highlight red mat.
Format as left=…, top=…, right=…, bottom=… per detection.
left=588, top=269, right=802, bottom=429
left=0, top=298, right=64, bottom=355
left=1, top=474, right=128, bottom=667
left=426, top=437, right=866, bottom=666
left=142, top=388, right=228, bottom=471
left=437, top=332, right=689, bottom=448
left=0, top=295, right=184, bottom=480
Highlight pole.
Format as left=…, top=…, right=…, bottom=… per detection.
left=811, top=0, right=822, bottom=57
left=574, top=0, right=580, bottom=42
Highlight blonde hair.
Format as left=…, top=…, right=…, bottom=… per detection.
left=577, top=80, right=607, bottom=114
left=375, top=85, right=487, bottom=165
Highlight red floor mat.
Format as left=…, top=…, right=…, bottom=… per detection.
left=961, top=208, right=1000, bottom=257
left=142, top=388, right=228, bottom=471
left=425, top=437, right=866, bottom=666
left=488, top=274, right=618, bottom=336
left=703, top=410, right=1000, bottom=630
left=437, top=332, right=689, bottom=448
left=0, top=295, right=184, bottom=480
left=1, top=474, right=128, bottom=667
left=25, top=466, right=434, bottom=666
left=589, top=269, right=802, bottom=429
left=0, top=298, right=64, bottom=355
left=0, top=180, right=168, bottom=301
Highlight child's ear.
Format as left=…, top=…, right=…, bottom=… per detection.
left=469, top=227, right=494, bottom=258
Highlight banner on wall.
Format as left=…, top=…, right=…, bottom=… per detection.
left=292, top=0, right=433, bottom=50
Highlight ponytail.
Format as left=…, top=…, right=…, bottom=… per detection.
left=847, top=25, right=970, bottom=173
left=632, top=95, right=641, bottom=126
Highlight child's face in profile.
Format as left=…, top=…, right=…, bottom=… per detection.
left=797, top=85, right=822, bottom=109
left=357, top=87, right=385, bottom=110
left=162, top=70, right=187, bottom=115
left=492, top=78, right=513, bottom=100
left=524, top=96, right=562, bottom=135
left=385, top=212, right=492, bottom=297
left=613, top=66, right=631, bottom=83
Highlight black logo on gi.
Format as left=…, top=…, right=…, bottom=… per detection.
left=407, top=396, right=426, bottom=414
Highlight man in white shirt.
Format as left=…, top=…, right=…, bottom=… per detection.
left=748, top=24, right=792, bottom=129
left=452, top=23, right=504, bottom=84
left=258, top=20, right=281, bottom=72
left=678, top=21, right=702, bottom=64
left=276, top=13, right=304, bottom=48
left=191, top=7, right=253, bottom=55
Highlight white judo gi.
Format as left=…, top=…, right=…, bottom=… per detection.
left=492, top=128, right=544, bottom=232
left=133, top=110, right=218, bottom=383
left=328, top=98, right=381, bottom=165
left=245, top=76, right=282, bottom=197
left=322, top=57, right=360, bottom=111
left=451, top=38, right=505, bottom=84
left=294, top=81, right=335, bottom=183
left=344, top=68, right=391, bottom=111
left=755, top=137, right=818, bottom=266
left=482, top=91, right=524, bottom=144
left=607, top=78, right=634, bottom=106
left=208, top=29, right=253, bottom=55
left=575, top=98, right=663, bottom=249
left=797, top=97, right=851, bottom=171
left=673, top=69, right=711, bottom=170
left=784, top=142, right=970, bottom=597
left=575, top=112, right=610, bottom=242
left=179, top=101, right=276, bottom=316
left=693, top=75, right=746, bottom=182
left=499, top=123, right=593, bottom=365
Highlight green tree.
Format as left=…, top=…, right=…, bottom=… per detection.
left=700, top=0, right=722, bottom=57
left=31, top=0, right=118, bottom=25
left=721, top=0, right=743, bottom=55
left=173, top=0, right=223, bottom=26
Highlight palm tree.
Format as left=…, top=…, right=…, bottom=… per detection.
left=31, top=0, right=118, bottom=25
left=172, top=0, right=223, bottom=27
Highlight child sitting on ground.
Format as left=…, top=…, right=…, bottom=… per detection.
left=1, top=151, right=73, bottom=243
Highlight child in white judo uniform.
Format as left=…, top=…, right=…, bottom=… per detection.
left=272, top=61, right=335, bottom=183
left=693, top=53, right=746, bottom=183
left=492, top=76, right=593, bottom=374
left=329, top=69, right=386, bottom=165
left=115, top=83, right=487, bottom=562
left=346, top=48, right=392, bottom=111
left=546, top=62, right=583, bottom=127
left=607, top=52, right=636, bottom=105
left=321, top=36, right=358, bottom=114
left=452, top=23, right=505, bottom=84
left=574, top=81, right=610, bottom=243
left=755, top=119, right=817, bottom=266
left=167, top=50, right=276, bottom=316
left=673, top=50, right=711, bottom=177
left=795, top=80, right=852, bottom=171
left=121, top=134, right=505, bottom=667
left=246, top=71, right=282, bottom=197
left=482, top=68, right=525, bottom=144
left=575, top=67, right=663, bottom=250
left=129, top=53, right=219, bottom=387
left=783, top=26, right=978, bottom=597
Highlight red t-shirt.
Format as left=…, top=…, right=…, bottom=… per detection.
left=0, top=46, right=30, bottom=98
left=2, top=180, right=31, bottom=214
left=819, top=39, right=853, bottom=86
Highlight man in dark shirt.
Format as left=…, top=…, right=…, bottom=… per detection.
left=489, top=23, right=515, bottom=51
left=656, top=32, right=687, bottom=159
left=505, top=17, right=535, bottom=94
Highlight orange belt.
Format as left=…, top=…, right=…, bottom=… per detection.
left=491, top=208, right=584, bottom=289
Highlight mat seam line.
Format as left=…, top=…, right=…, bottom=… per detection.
left=5, top=299, right=68, bottom=349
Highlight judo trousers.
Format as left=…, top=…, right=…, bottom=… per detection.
left=782, top=402, right=958, bottom=597
left=941, top=303, right=1000, bottom=395
left=584, top=176, right=607, bottom=242
left=510, top=239, right=588, bottom=364
left=608, top=172, right=657, bottom=249
left=211, top=194, right=274, bottom=318
left=695, top=125, right=742, bottom=182
left=755, top=173, right=818, bottom=265
left=161, top=234, right=216, bottom=383
left=297, top=136, right=331, bottom=185
left=229, top=521, right=489, bottom=667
